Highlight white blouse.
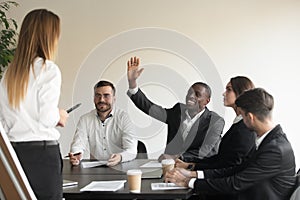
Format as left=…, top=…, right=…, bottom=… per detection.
left=0, top=57, right=61, bottom=141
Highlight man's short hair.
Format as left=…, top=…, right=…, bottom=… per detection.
left=94, top=80, right=116, bottom=95
left=235, top=88, right=274, bottom=121
left=192, top=82, right=212, bottom=98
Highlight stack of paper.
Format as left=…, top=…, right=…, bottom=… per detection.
left=81, top=161, right=108, bottom=168
left=151, top=183, right=187, bottom=190
left=80, top=180, right=127, bottom=192
left=63, top=179, right=78, bottom=187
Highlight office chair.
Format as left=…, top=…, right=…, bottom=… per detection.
left=290, top=168, right=300, bottom=200
left=136, top=140, right=148, bottom=159
left=290, top=186, right=300, bottom=200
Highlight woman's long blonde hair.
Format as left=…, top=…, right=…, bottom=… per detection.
left=4, top=9, right=60, bottom=109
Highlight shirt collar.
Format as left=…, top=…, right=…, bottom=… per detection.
left=233, top=115, right=243, bottom=124
left=255, top=128, right=273, bottom=149
left=94, top=107, right=115, bottom=119
left=185, top=108, right=205, bottom=121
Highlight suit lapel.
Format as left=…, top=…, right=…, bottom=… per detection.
left=257, top=125, right=283, bottom=151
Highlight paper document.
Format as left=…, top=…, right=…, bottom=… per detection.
left=81, top=161, right=107, bottom=168
left=140, top=161, right=162, bottom=168
left=63, top=179, right=78, bottom=187
left=151, top=183, right=187, bottom=190
left=80, top=180, right=127, bottom=192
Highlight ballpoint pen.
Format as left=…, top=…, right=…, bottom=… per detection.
left=64, top=152, right=81, bottom=158
left=66, top=103, right=81, bottom=113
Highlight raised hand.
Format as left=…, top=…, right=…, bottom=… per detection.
left=127, top=56, right=144, bottom=89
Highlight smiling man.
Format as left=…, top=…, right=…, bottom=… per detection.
left=69, top=80, right=137, bottom=166
left=126, top=56, right=225, bottom=162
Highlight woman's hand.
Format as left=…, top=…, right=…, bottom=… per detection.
left=57, top=109, right=69, bottom=127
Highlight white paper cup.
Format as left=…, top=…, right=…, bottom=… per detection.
left=127, top=169, right=142, bottom=193
left=161, top=159, right=175, bottom=177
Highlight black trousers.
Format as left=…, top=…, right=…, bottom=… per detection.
left=12, top=141, right=63, bottom=200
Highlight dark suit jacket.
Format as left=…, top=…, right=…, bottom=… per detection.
left=194, top=125, right=297, bottom=200
left=190, top=120, right=256, bottom=169
left=128, top=89, right=225, bottom=160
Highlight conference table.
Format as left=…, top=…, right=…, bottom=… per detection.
left=62, top=159, right=194, bottom=199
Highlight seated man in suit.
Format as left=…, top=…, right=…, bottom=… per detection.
left=127, top=56, right=225, bottom=161
left=166, top=88, right=297, bottom=200
left=68, top=80, right=137, bottom=166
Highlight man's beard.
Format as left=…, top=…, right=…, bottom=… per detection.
left=96, top=102, right=111, bottom=113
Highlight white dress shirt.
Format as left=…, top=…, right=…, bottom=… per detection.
left=0, top=57, right=61, bottom=141
left=70, top=108, right=137, bottom=162
left=255, top=128, right=272, bottom=149
left=181, top=109, right=205, bottom=141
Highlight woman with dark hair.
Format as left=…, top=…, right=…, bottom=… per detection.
left=0, top=9, right=68, bottom=199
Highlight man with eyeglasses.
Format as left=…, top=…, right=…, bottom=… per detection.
left=68, top=80, right=137, bottom=166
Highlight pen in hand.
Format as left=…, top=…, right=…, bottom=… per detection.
left=65, top=152, right=81, bottom=158
left=66, top=103, right=81, bottom=114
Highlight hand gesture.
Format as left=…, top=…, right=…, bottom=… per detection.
left=127, top=56, right=144, bottom=89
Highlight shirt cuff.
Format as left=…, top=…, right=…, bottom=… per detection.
left=189, top=178, right=196, bottom=188
left=128, top=87, right=138, bottom=95
left=197, top=170, right=204, bottom=179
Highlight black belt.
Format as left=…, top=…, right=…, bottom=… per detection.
left=11, top=140, right=59, bottom=147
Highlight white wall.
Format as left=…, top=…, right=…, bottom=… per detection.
left=9, top=0, right=300, bottom=167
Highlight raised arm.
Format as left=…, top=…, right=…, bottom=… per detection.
left=127, top=56, right=144, bottom=89
left=126, top=56, right=168, bottom=123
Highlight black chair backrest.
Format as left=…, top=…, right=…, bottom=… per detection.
left=137, top=140, right=148, bottom=159
left=297, top=168, right=300, bottom=187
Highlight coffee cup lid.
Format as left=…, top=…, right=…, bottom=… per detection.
left=127, top=169, right=142, bottom=175
left=161, top=159, right=175, bottom=165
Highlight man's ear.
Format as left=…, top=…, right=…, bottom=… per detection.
left=206, top=98, right=210, bottom=104
left=248, top=112, right=255, bottom=122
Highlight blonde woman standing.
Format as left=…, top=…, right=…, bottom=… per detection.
left=0, top=9, right=68, bottom=199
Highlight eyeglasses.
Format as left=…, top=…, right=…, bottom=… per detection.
left=94, top=93, right=112, bottom=99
